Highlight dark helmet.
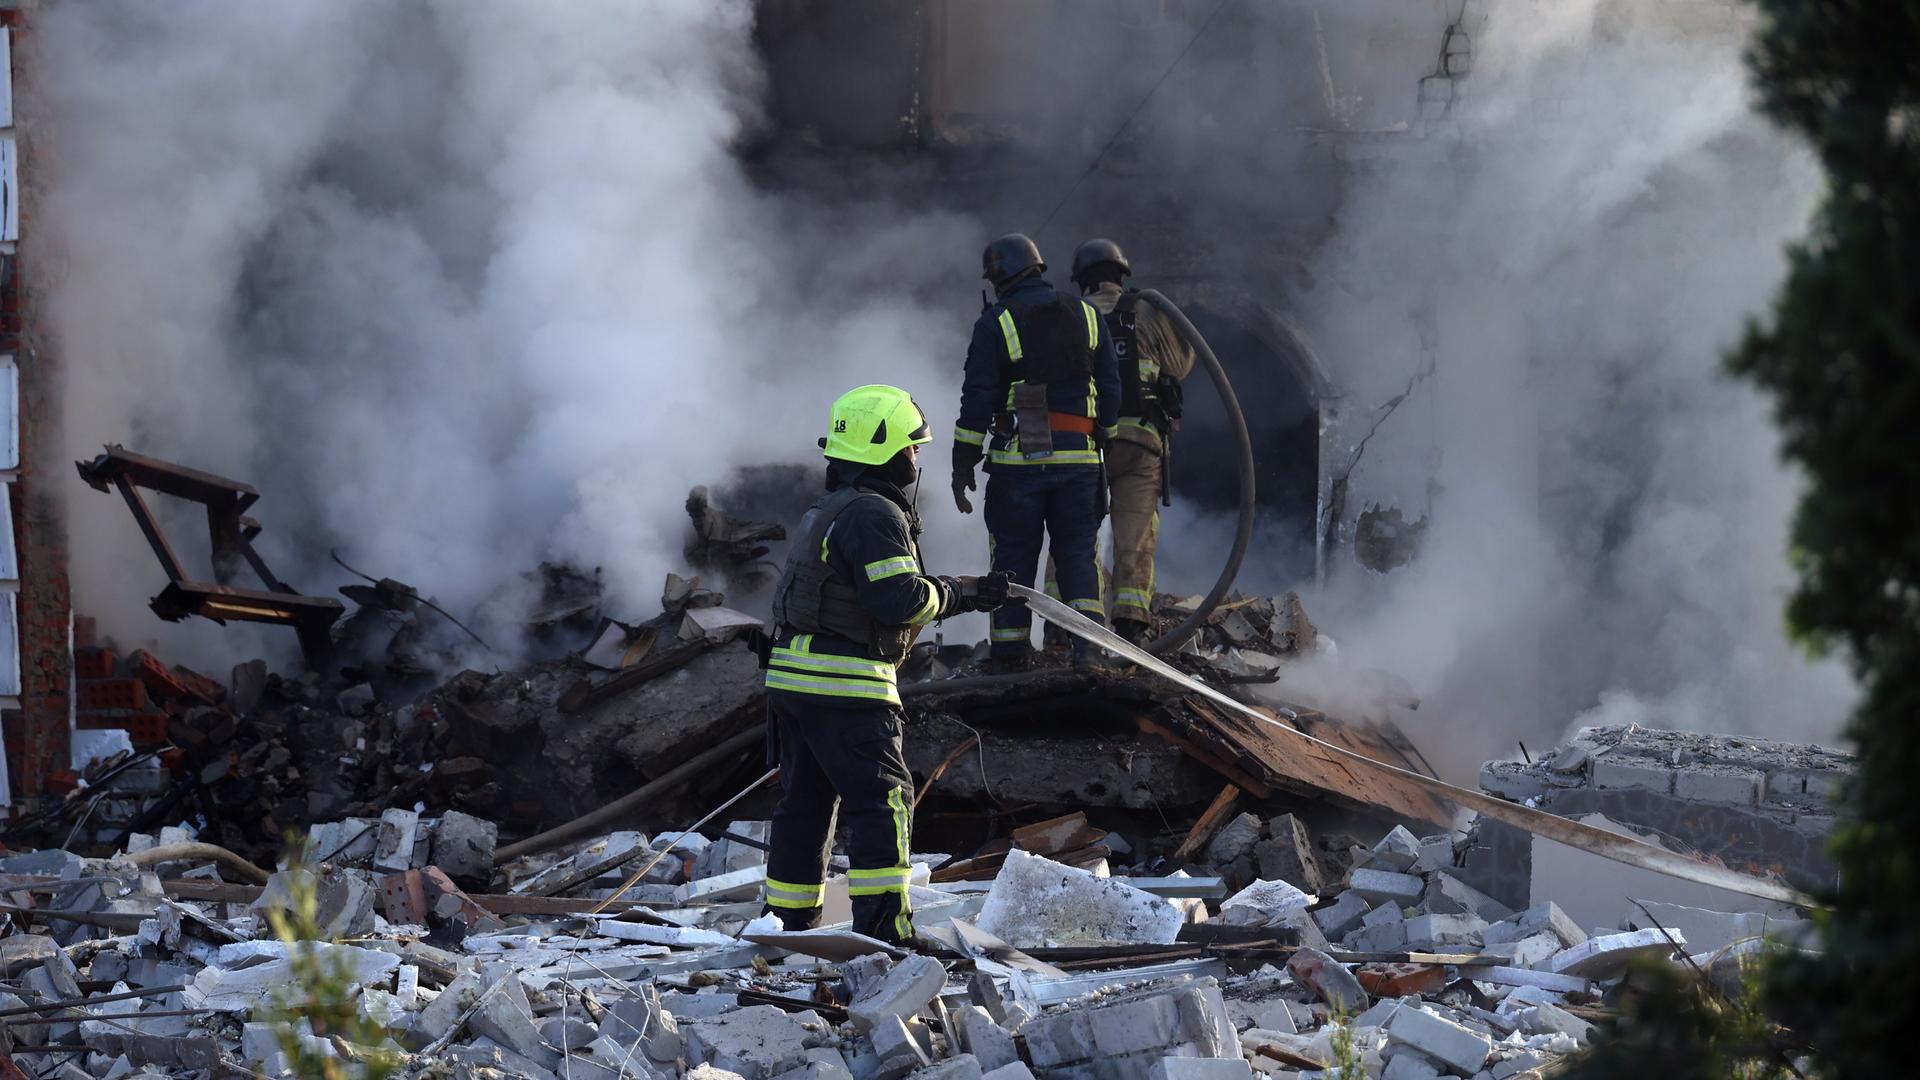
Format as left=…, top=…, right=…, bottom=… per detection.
left=1070, top=238, right=1131, bottom=287
left=982, top=233, right=1045, bottom=290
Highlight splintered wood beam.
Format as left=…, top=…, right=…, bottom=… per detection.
left=1172, top=782, right=1243, bottom=864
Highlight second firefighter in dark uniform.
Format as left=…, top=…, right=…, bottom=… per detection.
left=762, top=384, right=1009, bottom=945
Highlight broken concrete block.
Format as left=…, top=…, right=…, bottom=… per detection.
left=431, top=810, right=499, bottom=884
left=373, top=808, right=421, bottom=874
left=1472, top=966, right=1591, bottom=994
left=1366, top=826, right=1422, bottom=872
left=912, top=1054, right=984, bottom=1080
left=1022, top=977, right=1237, bottom=1074
left=1385, top=1006, right=1491, bottom=1075
left=597, top=919, right=737, bottom=948
left=1147, top=1060, right=1253, bottom=1080
left=1349, top=868, right=1424, bottom=907
left=1413, top=834, right=1455, bottom=874
left=974, top=849, right=1182, bottom=948
left=541, top=1016, right=600, bottom=1052
left=1592, top=755, right=1673, bottom=793
left=847, top=954, right=947, bottom=1033
left=1344, top=915, right=1409, bottom=953
left=469, top=971, right=551, bottom=1064
left=1421, top=873, right=1512, bottom=923
left=1483, top=902, right=1586, bottom=950
left=677, top=865, right=770, bottom=903
left=599, top=983, right=685, bottom=1066
left=0, top=934, right=60, bottom=978
left=1403, top=913, right=1487, bottom=950
left=685, top=1005, right=814, bottom=1080
left=253, top=866, right=377, bottom=940
left=242, top=1021, right=295, bottom=1075
left=1205, top=813, right=1265, bottom=866
left=979, top=1066, right=1035, bottom=1080
left=1674, top=765, right=1764, bottom=806
left=774, top=1063, right=856, bottom=1080
left=1381, top=1050, right=1443, bottom=1080
left=188, top=942, right=400, bottom=1013
left=1255, top=814, right=1325, bottom=893
left=1313, top=892, right=1371, bottom=939
left=1548, top=928, right=1685, bottom=980
left=1252, top=999, right=1297, bottom=1035
left=1503, top=931, right=1564, bottom=970
left=1219, top=879, right=1313, bottom=926
left=952, top=1005, right=1017, bottom=1071
left=1516, top=1002, right=1593, bottom=1043
left=1286, top=948, right=1368, bottom=1012
left=871, top=1014, right=933, bottom=1076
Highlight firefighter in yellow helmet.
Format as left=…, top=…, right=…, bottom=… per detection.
left=762, top=385, right=1011, bottom=945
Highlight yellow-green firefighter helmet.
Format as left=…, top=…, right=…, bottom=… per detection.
left=821, top=384, right=932, bottom=466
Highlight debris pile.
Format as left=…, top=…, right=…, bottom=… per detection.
left=1467, top=725, right=1852, bottom=907
left=0, top=796, right=1820, bottom=1079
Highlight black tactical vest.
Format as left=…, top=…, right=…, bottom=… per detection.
left=770, top=486, right=916, bottom=664
left=999, top=290, right=1095, bottom=384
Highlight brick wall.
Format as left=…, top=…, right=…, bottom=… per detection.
left=1, top=4, right=75, bottom=802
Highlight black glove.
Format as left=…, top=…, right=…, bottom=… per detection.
left=942, top=571, right=1014, bottom=613
left=952, top=443, right=983, bottom=515
left=972, top=571, right=1012, bottom=612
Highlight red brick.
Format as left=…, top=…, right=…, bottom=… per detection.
left=73, top=648, right=116, bottom=680
left=1356, top=963, right=1448, bottom=997
left=128, top=650, right=224, bottom=707
left=75, top=711, right=170, bottom=747
left=76, top=678, right=150, bottom=712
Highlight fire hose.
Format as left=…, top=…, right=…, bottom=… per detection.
left=1010, top=582, right=1814, bottom=909
left=1131, top=289, right=1254, bottom=656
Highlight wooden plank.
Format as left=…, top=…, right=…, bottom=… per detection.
left=1177, top=698, right=1451, bottom=828
left=1171, top=782, right=1242, bottom=864
left=1010, top=812, right=1102, bottom=856
left=1135, top=714, right=1273, bottom=797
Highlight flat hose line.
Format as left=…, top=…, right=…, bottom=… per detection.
left=1010, top=582, right=1816, bottom=909
left=1131, top=289, right=1255, bottom=656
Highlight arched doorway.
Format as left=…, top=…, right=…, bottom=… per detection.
left=1165, top=297, right=1332, bottom=591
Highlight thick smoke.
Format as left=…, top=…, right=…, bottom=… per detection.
left=42, top=1, right=980, bottom=667
left=1280, top=0, right=1857, bottom=776
left=38, top=0, right=1854, bottom=773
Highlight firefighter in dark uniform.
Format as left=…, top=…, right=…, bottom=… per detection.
left=951, top=234, right=1120, bottom=667
left=1070, top=238, right=1195, bottom=644
left=763, top=384, right=1010, bottom=944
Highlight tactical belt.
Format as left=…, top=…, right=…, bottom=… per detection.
left=990, top=409, right=1096, bottom=437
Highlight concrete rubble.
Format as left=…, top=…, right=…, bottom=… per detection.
left=0, top=769, right=1829, bottom=1080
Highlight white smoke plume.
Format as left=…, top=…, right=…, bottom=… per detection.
left=41, top=0, right=980, bottom=667
left=36, top=0, right=1854, bottom=777
left=1280, top=0, right=1856, bottom=777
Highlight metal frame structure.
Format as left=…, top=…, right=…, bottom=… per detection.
left=75, top=446, right=342, bottom=665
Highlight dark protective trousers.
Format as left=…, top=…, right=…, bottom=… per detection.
left=984, top=465, right=1104, bottom=656
left=763, top=694, right=916, bottom=944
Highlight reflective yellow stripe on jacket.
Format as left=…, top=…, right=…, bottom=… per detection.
left=990, top=300, right=1104, bottom=465
left=764, top=634, right=901, bottom=705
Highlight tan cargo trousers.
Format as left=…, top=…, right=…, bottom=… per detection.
left=1042, top=438, right=1162, bottom=626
